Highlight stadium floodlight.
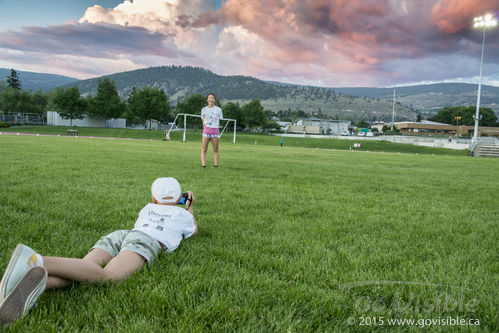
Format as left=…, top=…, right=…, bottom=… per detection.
left=471, top=13, right=497, bottom=155
left=165, top=113, right=237, bottom=144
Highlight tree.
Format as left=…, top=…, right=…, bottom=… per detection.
left=382, top=125, right=400, bottom=134
left=265, top=109, right=276, bottom=120
left=45, top=87, right=63, bottom=111
left=0, top=88, right=45, bottom=114
left=174, top=93, right=206, bottom=127
left=222, top=102, right=243, bottom=128
left=30, top=90, right=48, bottom=114
left=242, top=99, right=266, bottom=130
left=124, top=87, right=140, bottom=125
left=7, top=69, right=21, bottom=90
left=356, top=119, right=369, bottom=129
left=264, top=120, right=281, bottom=131
left=0, top=88, right=21, bottom=113
left=416, top=113, right=423, bottom=122
left=54, top=87, right=87, bottom=128
left=16, top=90, right=36, bottom=114
left=128, top=86, right=171, bottom=129
left=89, top=78, right=125, bottom=119
left=429, top=106, right=497, bottom=127
left=127, top=87, right=137, bottom=105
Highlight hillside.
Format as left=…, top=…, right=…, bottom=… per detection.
left=330, top=84, right=499, bottom=116
left=6, top=65, right=497, bottom=121
left=0, top=68, right=77, bottom=92
left=63, top=66, right=416, bottom=122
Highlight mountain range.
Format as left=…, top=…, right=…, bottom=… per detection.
left=0, top=68, right=77, bottom=92
left=2, top=66, right=498, bottom=121
left=330, top=84, right=499, bottom=117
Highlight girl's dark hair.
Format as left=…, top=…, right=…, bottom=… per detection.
left=207, top=92, right=217, bottom=100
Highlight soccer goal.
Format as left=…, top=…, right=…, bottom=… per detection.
left=165, top=113, right=237, bottom=143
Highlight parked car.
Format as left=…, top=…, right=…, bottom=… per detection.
left=366, top=132, right=374, bottom=137
left=358, top=132, right=366, bottom=136
left=341, top=131, right=350, bottom=136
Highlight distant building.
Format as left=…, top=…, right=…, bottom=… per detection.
left=395, top=121, right=499, bottom=137
left=46, top=111, right=126, bottom=128
left=288, top=118, right=351, bottom=135
left=277, top=121, right=292, bottom=131
left=370, top=122, right=385, bottom=133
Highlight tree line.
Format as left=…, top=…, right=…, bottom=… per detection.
left=0, top=70, right=48, bottom=115
left=3, top=68, right=496, bottom=129
left=428, top=106, right=498, bottom=127
left=0, top=69, right=279, bottom=130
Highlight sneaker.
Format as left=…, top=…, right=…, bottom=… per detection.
left=0, top=244, right=43, bottom=304
left=0, top=266, right=47, bottom=325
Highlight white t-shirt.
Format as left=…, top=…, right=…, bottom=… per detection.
left=201, top=106, right=223, bottom=128
left=133, top=203, right=196, bottom=252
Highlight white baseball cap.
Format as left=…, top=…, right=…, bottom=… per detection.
left=151, top=177, right=181, bottom=204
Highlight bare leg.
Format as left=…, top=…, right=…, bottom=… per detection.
left=45, top=248, right=112, bottom=290
left=82, top=248, right=113, bottom=267
left=43, top=250, right=145, bottom=286
left=201, top=137, right=210, bottom=166
left=46, top=276, right=71, bottom=290
left=212, top=138, right=219, bottom=166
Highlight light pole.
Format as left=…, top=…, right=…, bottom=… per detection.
left=455, top=116, right=461, bottom=139
left=471, top=14, right=497, bottom=155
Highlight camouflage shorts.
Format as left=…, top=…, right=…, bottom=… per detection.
left=91, top=229, right=161, bottom=263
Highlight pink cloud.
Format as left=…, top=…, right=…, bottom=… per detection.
left=194, top=0, right=498, bottom=82
left=1, top=0, right=498, bottom=86
left=431, top=0, right=498, bottom=34
left=195, top=1, right=409, bottom=67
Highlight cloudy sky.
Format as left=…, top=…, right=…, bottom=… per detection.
left=0, top=0, right=498, bottom=87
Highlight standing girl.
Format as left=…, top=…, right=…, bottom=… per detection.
left=201, top=93, right=223, bottom=168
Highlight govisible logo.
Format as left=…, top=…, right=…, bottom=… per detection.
left=339, top=280, right=479, bottom=314
left=339, top=280, right=474, bottom=291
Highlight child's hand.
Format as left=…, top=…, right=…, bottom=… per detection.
left=186, top=191, right=195, bottom=209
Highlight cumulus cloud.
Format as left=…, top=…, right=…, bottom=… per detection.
left=0, top=0, right=212, bottom=79
left=0, top=0, right=498, bottom=86
left=193, top=0, right=499, bottom=85
left=431, top=0, right=498, bottom=34
left=79, top=0, right=215, bottom=51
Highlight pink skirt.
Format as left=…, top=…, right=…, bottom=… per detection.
left=203, top=126, right=220, bottom=138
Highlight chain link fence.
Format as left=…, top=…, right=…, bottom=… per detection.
left=0, top=112, right=46, bottom=126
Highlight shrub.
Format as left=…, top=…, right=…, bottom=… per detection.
left=0, top=121, right=10, bottom=128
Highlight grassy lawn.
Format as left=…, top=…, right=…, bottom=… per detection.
left=0, top=134, right=497, bottom=331
left=1, top=125, right=467, bottom=156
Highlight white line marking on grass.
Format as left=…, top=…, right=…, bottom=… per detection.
left=0, top=132, right=156, bottom=142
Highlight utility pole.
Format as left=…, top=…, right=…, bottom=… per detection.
left=391, top=88, right=396, bottom=131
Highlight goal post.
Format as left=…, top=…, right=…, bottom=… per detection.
left=165, top=113, right=237, bottom=144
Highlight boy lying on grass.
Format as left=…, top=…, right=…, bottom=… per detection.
left=0, top=177, right=197, bottom=325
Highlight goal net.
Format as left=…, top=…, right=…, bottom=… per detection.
left=165, top=113, right=237, bottom=144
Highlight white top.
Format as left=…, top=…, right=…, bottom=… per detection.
left=133, top=203, right=196, bottom=252
left=201, top=106, right=223, bottom=128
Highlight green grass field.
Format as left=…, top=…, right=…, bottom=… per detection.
left=0, top=133, right=497, bottom=332
left=0, top=125, right=468, bottom=156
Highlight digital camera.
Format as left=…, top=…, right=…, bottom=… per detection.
left=177, top=192, right=189, bottom=205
